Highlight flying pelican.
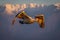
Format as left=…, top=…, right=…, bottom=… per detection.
left=12, top=11, right=45, bottom=28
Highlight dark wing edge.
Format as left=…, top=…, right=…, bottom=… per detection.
left=35, top=14, right=45, bottom=28
left=38, top=20, right=45, bottom=28
left=38, top=16, right=45, bottom=28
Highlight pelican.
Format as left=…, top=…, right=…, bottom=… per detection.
left=12, top=11, right=45, bottom=28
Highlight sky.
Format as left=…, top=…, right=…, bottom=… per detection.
left=0, top=0, right=60, bottom=40
left=0, top=0, right=60, bottom=5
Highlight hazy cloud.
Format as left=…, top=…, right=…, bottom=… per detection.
left=5, top=4, right=20, bottom=15
left=3, top=3, right=45, bottom=15
left=54, top=3, right=60, bottom=9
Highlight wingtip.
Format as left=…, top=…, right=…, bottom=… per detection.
left=39, top=23, right=45, bottom=28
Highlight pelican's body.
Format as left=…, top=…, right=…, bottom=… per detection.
left=12, top=11, right=45, bottom=28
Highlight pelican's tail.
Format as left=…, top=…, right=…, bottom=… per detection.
left=35, top=14, right=45, bottom=28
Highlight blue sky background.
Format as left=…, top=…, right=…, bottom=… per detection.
left=0, top=0, right=60, bottom=40
left=0, top=0, right=60, bottom=5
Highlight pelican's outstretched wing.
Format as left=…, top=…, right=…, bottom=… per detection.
left=35, top=14, right=45, bottom=28
left=12, top=11, right=31, bottom=25
left=16, top=11, right=30, bottom=19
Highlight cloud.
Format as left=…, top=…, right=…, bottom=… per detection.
left=5, top=4, right=15, bottom=15
left=29, top=3, right=45, bottom=8
left=0, top=3, right=45, bottom=15
left=5, top=4, right=20, bottom=15
left=29, top=3, right=37, bottom=8
left=15, top=4, right=21, bottom=11
left=54, top=3, right=60, bottom=9
left=41, top=4, right=45, bottom=7
left=21, top=4, right=27, bottom=10
left=4, top=4, right=28, bottom=15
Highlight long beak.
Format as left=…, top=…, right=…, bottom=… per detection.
left=12, top=17, right=16, bottom=25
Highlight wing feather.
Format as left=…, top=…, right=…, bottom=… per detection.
left=35, top=14, right=45, bottom=28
